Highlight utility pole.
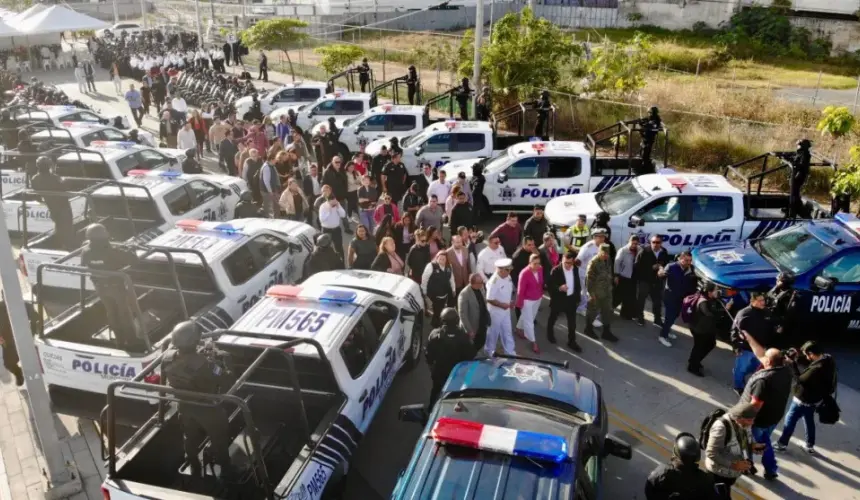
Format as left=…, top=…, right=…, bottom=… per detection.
left=141, top=0, right=148, bottom=30
left=0, top=217, right=80, bottom=497
left=194, top=0, right=202, bottom=46
left=488, top=0, right=495, bottom=43
left=471, top=0, right=484, bottom=119
left=112, top=0, right=119, bottom=24
left=210, top=0, right=216, bottom=28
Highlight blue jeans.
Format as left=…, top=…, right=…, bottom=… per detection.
left=359, top=209, right=375, bottom=234
left=778, top=399, right=816, bottom=448
left=752, top=424, right=778, bottom=474
left=733, top=350, right=761, bottom=391
left=660, top=300, right=681, bottom=339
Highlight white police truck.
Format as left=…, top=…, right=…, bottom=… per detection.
left=20, top=169, right=246, bottom=294
left=14, top=104, right=136, bottom=130
left=310, top=104, right=437, bottom=154
left=34, top=218, right=316, bottom=421
left=101, top=270, right=424, bottom=500
left=234, top=81, right=328, bottom=118
left=268, top=90, right=378, bottom=133
left=2, top=142, right=185, bottom=234
left=439, top=140, right=651, bottom=213
left=29, top=122, right=156, bottom=148
left=545, top=173, right=830, bottom=255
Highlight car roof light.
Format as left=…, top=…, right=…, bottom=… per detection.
left=531, top=142, right=545, bottom=153
left=176, top=219, right=203, bottom=230
left=60, top=121, right=74, bottom=126
left=431, top=417, right=568, bottom=463
left=127, top=169, right=148, bottom=176
left=267, top=285, right=302, bottom=299
left=213, top=223, right=240, bottom=234
left=382, top=104, right=392, bottom=112
left=319, top=289, right=356, bottom=304
left=159, top=171, right=182, bottom=178
left=835, top=212, right=860, bottom=233
left=667, top=177, right=687, bottom=190
left=444, top=119, right=457, bottom=130
left=529, top=136, right=541, bottom=142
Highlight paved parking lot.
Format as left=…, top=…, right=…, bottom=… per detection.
left=2, top=64, right=859, bottom=500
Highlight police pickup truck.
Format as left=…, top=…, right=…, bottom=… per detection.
left=440, top=140, right=649, bottom=213
left=545, top=173, right=830, bottom=255
left=364, top=120, right=533, bottom=177
left=393, top=356, right=631, bottom=500
left=14, top=104, right=134, bottom=130
left=269, top=90, right=378, bottom=134
left=20, top=169, right=246, bottom=294
left=692, top=213, right=860, bottom=338
left=310, top=104, right=441, bottom=154
left=34, top=218, right=316, bottom=420
left=29, top=122, right=156, bottom=148
left=234, top=81, right=328, bottom=118
left=1, top=142, right=185, bottom=234
left=101, top=270, right=424, bottom=500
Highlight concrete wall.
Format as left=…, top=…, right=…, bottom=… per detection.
left=617, top=0, right=738, bottom=30
left=66, top=0, right=153, bottom=22
left=792, top=16, right=860, bottom=52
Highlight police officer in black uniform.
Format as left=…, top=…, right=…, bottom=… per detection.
left=424, top=308, right=475, bottom=405
left=81, top=223, right=140, bottom=342
left=233, top=191, right=264, bottom=218
left=534, top=89, right=552, bottom=138
left=638, top=106, right=662, bottom=176
left=645, top=432, right=716, bottom=500
left=181, top=149, right=203, bottom=174
left=0, top=110, right=17, bottom=148
left=455, top=77, right=472, bottom=121
left=358, top=58, right=371, bottom=92
left=789, top=139, right=812, bottom=218
left=162, top=321, right=237, bottom=479
left=0, top=296, right=39, bottom=386
left=475, top=86, right=491, bottom=122
left=405, top=65, right=419, bottom=105
left=767, top=272, right=796, bottom=345
left=30, top=156, right=75, bottom=250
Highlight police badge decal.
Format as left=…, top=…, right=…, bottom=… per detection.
left=499, top=186, right=516, bottom=202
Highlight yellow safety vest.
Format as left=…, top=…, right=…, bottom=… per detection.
left=566, top=225, right=590, bottom=250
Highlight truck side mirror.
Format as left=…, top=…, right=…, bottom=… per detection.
left=414, top=146, right=424, bottom=157
left=355, top=123, right=364, bottom=132
left=813, top=275, right=835, bottom=291
left=603, top=434, right=632, bottom=460
left=628, top=215, right=643, bottom=228
left=497, top=172, right=508, bottom=183
left=398, top=404, right=428, bottom=424
left=220, top=188, right=231, bottom=198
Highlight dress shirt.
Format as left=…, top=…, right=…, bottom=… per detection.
left=319, top=202, right=346, bottom=229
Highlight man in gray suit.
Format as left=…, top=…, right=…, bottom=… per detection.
left=458, top=273, right=490, bottom=352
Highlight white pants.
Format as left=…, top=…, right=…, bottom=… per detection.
left=516, top=298, right=541, bottom=342
left=113, top=76, right=122, bottom=94
left=77, top=78, right=86, bottom=93
left=577, top=273, right=587, bottom=313
left=485, top=309, right=515, bottom=356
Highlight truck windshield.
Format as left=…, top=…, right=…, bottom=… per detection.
left=595, top=179, right=647, bottom=216
left=402, top=129, right=432, bottom=148
left=482, top=147, right=513, bottom=173
left=343, top=110, right=370, bottom=127
left=757, top=224, right=835, bottom=274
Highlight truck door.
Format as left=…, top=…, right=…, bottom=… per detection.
left=183, top=180, right=228, bottom=221
left=340, top=301, right=401, bottom=432
left=801, top=250, right=860, bottom=334
left=497, top=156, right=541, bottom=209
left=355, top=113, right=388, bottom=145
left=305, top=99, right=336, bottom=128
left=539, top=155, right=586, bottom=199
left=626, top=195, right=735, bottom=254
left=415, top=132, right=452, bottom=169
left=450, top=132, right=487, bottom=163
left=221, top=236, right=283, bottom=318
left=335, top=100, right=365, bottom=117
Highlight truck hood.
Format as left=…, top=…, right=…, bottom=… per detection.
left=311, top=117, right=351, bottom=136
left=439, top=158, right=483, bottom=179
left=365, top=136, right=408, bottom=157
left=545, top=193, right=602, bottom=227
left=269, top=104, right=307, bottom=121
left=692, top=240, right=778, bottom=290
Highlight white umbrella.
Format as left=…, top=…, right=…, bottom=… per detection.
left=11, top=3, right=47, bottom=23
left=16, top=5, right=109, bottom=35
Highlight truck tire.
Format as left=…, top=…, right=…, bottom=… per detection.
left=403, top=313, right=424, bottom=371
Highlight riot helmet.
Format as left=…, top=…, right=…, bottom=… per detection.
left=673, top=432, right=701, bottom=466
left=440, top=307, right=460, bottom=327
left=85, top=223, right=110, bottom=243
left=239, top=190, right=253, bottom=202
left=35, top=155, right=53, bottom=173
left=170, top=321, right=201, bottom=351
left=316, top=233, right=332, bottom=248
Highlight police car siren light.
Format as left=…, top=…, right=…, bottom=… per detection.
left=126, top=169, right=148, bottom=176
left=529, top=136, right=541, bottom=142
left=382, top=104, right=392, bottom=112
left=176, top=219, right=203, bottom=230
left=319, top=289, right=357, bottom=304
left=835, top=212, right=859, bottom=223
left=213, top=223, right=240, bottom=234
left=667, top=177, right=687, bottom=189
left=60, top=121, right=74, bottom=126
left=431, top=417, right=568, bottom=464
left=158, top=171, right=182, bottom=178
left=267, top=285, right=302, bottom=299
left=531, top=142, right=545, bottom=153
left=444, top=119, right=457, bottom=130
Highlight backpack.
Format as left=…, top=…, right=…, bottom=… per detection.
left=681, top=292, right=705, bottom=324
left=699, top=409, right=731, bottom=449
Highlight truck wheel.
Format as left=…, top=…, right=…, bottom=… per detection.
left=403, top=313, right=424, bottom=371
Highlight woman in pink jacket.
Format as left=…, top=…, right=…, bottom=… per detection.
left=372, top=192, right=401, bottom=225
left=516, top=253, right=544, bottom=353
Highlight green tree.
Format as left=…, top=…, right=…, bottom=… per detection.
left=241, top=18, right=309, bottom=82
left=314, top=44, right=366, bottom=75
left=817, top=106, right=856, bottom=138
left=831, top=146, right=860, bottom=214
left=459, top=8, right=579, bottom=98
left=584, top=33, right=653, bottom=96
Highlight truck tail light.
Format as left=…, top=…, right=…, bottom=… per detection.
left=101, top=486, right=110, bottom=500
left=17, top=254, right=27, bottom=277
left=140, top=360, right=161, bottom=384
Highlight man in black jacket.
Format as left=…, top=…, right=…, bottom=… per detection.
left=522, top=205, right=549, bottom=244
left=775, top=341, right=836, bottom=455
left=645, top=433, right=716, bottom=500
left=305, top=234, right=343, bottom=277
left=511, top=237, right=537, bottom=289
left=448, top=191, right=472, bottom=235
left=218, top=130, right=238, bottom=176
left=258, top=52, right=268, bottom=82
left=546, top=252, right=582, bottom=351
left=0, top=297, right=39, bottom=386
left=634, top=234, right=671, bottom=327
left=687, top=282, right=724, bottom=376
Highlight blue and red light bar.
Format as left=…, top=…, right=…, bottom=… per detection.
left=431, top=417, right=569, bottom=463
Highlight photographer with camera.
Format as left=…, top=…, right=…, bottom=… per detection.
left=774, top=341, right=837, bottom=455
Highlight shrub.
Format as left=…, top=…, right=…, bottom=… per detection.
left=817, top=106, right=856, bottom=138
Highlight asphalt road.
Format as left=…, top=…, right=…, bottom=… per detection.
left=19, top=60, right=860, bottom=500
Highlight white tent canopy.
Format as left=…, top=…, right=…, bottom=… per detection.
left=11, top=3, right=47, bottom=23
left=16, top=5, right=108, bottom=35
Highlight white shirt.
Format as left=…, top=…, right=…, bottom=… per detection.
left=319, top=202, right=346, bottom=229
left=420, top=262, right=456, bottom=297
left=486, top=273, right=513, bottom=315
left=476, top=245, right=506, bottom=277
left=576, top=240, right=600, bottom=276
left=177, top=128, right=197, bottom=150
left=426, top=179, right=450, bottom=203
left=311, top=176, right=321, bottom=196
left=562, top=265, right=575, bottom=296
left=171, top=97, right=187, bottom=112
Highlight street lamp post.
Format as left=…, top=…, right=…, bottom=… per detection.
left=471, top=0, right=484, bottom=118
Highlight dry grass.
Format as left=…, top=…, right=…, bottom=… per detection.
left=707, top=60, right=858, bottom=90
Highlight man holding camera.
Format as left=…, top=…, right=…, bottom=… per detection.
left=775, top=342, right=836, bottom=455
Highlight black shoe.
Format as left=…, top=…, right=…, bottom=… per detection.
left=687, top=365, right=705, bottom=377
left=14, top=371, right=24, bottom=386
left=654, top=319, right=664, bottom=327
left=583, top=327, right=598, bottom=339
left=602, top=331, right=619, bottom=342
left=567, top=341, right=582, bottom=352
left=764, top=472, right=778, bottom=481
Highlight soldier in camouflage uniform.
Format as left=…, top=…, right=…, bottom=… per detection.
left=585, top=244, right=619, bottom=342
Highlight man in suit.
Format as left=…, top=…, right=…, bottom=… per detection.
left=219, top=129, right=239, bottom=176
left=446, top=235, right=472, bottom=297
left=547, top=251, right=582, bottom=351
left=457, top=273, right=489, bottom=352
